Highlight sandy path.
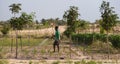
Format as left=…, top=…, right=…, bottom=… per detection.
left=3, top=59, right=120, bottom=64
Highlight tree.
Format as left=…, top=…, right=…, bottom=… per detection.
left=78, top=20, right=89, bottom=33
left=36, top=20, right=39, bottom=24
left=9, top=3, right=21, bottom=17
left=63, top=6, right=80, bottom=37
left=100, top=1, right=119, bottom=59
left=9, top=12, right=35, bottom=54
left=41, top=18, right=46, bottom=25
left=10, top=12, right=35, bottom=30
left=9, top=3, right=21, bottom=58
left=100, top=1, right=119, bottom=33
left=97, top=19, right=105, bottom=34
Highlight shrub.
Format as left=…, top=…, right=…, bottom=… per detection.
left=87, top=61, right=97, bottom=64
left=29, top=60, right=32, bottom=64
left=72, top=33, right=120, bottom=48
left=109, top=35, right=120, bottom=48
left=93, top=33, right=107, bottom=42
left=52, top=61, right=60, bottom=64
left=64, top=28, right=74, bottom=38
left=74, top=61, right=80, bottom=64
left=1, top=24, right=10, bottom=36
left=72, top=33, right=94, bottom=45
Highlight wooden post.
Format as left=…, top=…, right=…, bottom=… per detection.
left=69, top=35, right=72, bottom=59
left=15, top=29, right=18, bottom=58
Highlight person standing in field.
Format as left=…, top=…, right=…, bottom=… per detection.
left=53, top=26, right=60, bottom=52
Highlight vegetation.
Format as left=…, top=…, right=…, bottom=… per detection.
left=0, top=37, right=44, bottom=46
left=41, top=18, right=66, bottom=26
left=100, top=1, right=119, bottom=33
left=63, top=6, right=80, bottom=37
left=9, top=3, right=22, bottom=58
left=9, top=3, right=21, bottom=17
left=109, top=35, right=120, bottom=48
left=77, top=20, right=89, bottom=33
left=72, top=33, right=120, bottom=48
left=100, top=1, right=119, bottom=58
left=0, top=60, right=8, bottom=64
left=52, top=61, right=60, bottom=64
left=0, top=0, right=120, bottom=63
left=1, top=24, right=10, bottom=36
left=9, top=12, right=35, bottom=30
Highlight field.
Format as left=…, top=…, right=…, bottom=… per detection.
left=0, top=26, right=120, bottom=64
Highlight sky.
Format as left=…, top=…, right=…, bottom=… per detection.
left=0, top=0, right=120, bottom=22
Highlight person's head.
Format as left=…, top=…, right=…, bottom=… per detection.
left=55, top=26, right=58, bottom=31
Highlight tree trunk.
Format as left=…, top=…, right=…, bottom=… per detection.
left=107, top=31, right=109, bottom=59
left=83, top=29, right=86, bottom=55
left=11, top=31, right=13, bottom=52
left=69, top=35, right=72, bottom=59
left=28, top=31, right=30, bottom=46
left=15, top=29, right=18, bottom=59
left=20, top=35, right=22, bottom=50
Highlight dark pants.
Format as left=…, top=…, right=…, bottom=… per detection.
left=53, top=40, right=59, bottom=52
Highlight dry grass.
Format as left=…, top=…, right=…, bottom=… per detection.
left=7, top=26, right=66, bottom=37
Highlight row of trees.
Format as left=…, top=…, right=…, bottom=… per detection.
left=41, top=18, right=66, bottom=26
left=63, top=1, right=119, bottom=59
left=0, top=1, right=119, bottom=59
left=63, top=1, right=119, bottom=38
left=0, top=4, right=35, bottom=36
left=0, top=3, right=68, bottom=58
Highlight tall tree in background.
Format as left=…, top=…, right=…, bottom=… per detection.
left=9, top=3, right=21, bottom=58
left=78, top=20, right=89, bottom=33
left=63, top=6, right=80, bottom=37
left=100, top=1, right=119, bottom=59
left=10, top=12, right=35, bottom=30
left=100, top=1, right=119, bottom=33
left=9, top=3, right=21, bottom=18
left=10, top=12, right=35, bottom=50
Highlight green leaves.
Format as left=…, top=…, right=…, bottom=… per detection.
left=9, top=12, right=35, bottom=30
left=78, top=20, right=89, bottom=30
left=63, top=6, right=80, bottom=37
left=72, top=34, right=94, bottom=45
left=109, top=35, right=120, bottom=48
left=9, top=3, right=21, bottom=14
left=1, top=24, right=10, bottom=36
left=72, top=33, right=120, bottom=48
left=100, top=1, right=119, bottom=32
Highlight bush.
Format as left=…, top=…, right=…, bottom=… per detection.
left=64, top=28, right=74, bottom=38
left=1, top=24, right=10, bottom=36
left=74, top=61, right=80, bottom=64
left=87, top=61, right=97, bottom=64
left=52, top=61, right=60, bottom=64
left=109, top=35, right=120, bottom=48
left=93, top=33, right=107, bottom=42
left=72, top=33, right=95, bottom=45
left=72, top=33, right=120, bottom=48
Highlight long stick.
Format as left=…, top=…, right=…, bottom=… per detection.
left=15, top=29, right=18, bottom=59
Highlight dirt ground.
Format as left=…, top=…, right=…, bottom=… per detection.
left=0, top=26, right=120, bottom=64
left=1, top=59, right=120, bottom=64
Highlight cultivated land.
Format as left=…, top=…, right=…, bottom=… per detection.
left=0, top=26, right=120, bottom=64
